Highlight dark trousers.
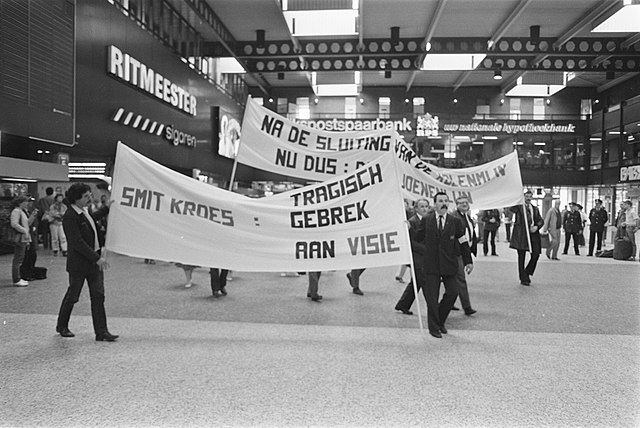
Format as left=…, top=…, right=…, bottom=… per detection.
left=57, top=267, right=107, bottom=334
left=455, top=257, right=472, bottom=310
left=395, top=265, right=425, bottom=312
left=505, top=224, right=512, bottom=242
left=39, top=219, right=51, bottom=249
left=588, top=230, right=603, bottom=255
left=348, top=268, right=365, bottom=288
left=423, top=273, right=459, bottom=333
left=209, top=268, right=228, bottom=292
left=517, top=249, right=540, bottom=282
left=308, top=271, right=321, bottom=297
left=21, top=243, right=37, bottom=279
left=483, top=229, right=497, bottom=255
left=563, top=232, right=580, bottom=254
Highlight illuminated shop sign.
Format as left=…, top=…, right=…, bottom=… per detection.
left=442, top=122, right=577, bottom=134
left=620, top=164, right=640, bottom=182
left=111, top=108, right=197, bottom=148
left=296, top=118, right=412, bottom=132
left=217, top=109, right=241, bottom=159
left=107, top=45, right=197, bottom=116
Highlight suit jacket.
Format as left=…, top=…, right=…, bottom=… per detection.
left=415, top=212, right=472, bottom=276
left=588, top=208, right=608, bottom=232
left=509, top=204, right=544, bottom=251
left=408, top=214, right=426, bottom=267
left=563, top=210, right=583, bottom=234
left=452, top=209, right=478, bottom=256
left=63, top=205, right=108, bottom=273
left=480, top=209, right=501, bottom=232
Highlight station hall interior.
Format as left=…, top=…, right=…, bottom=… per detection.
left=1, top=0, right=639, bottom=427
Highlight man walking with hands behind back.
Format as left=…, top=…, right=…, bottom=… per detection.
left=56, top=183, right=118, bottom=342
left=414, top=192, right=473, bottom=338
left=542, top=199, right=562, bottom=260
left=509, top=190, right=544, bottom=286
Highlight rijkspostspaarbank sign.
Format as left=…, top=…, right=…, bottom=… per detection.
left=107, top=45, right=197, bottom=116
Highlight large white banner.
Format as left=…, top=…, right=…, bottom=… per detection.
left=238, top=97, right=404, bottom=181
left=105, top=143, right=412, bottom=271
left=238, top=97, right=524, bottom=209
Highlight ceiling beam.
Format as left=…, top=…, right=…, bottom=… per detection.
left=185, top=0, right=270, bottom=96
left=597, top=72, right=640, bottom=92
left=457, top=0, right=532, bottom=90
left=552, top=0, right=622, bottom=50
left=487, top=0, right=533, bottom=48
left=405, top=0, right=448, bottom=92
left=272, top=0, right=315, bottom=92
left=501, top=0, right=623, bottom=93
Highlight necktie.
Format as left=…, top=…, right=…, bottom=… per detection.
left=439, top=215, right=444, bottom=232
left=465, top=213, right=473, bottom=238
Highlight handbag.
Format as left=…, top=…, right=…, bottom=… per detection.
left=577, top=231, right=585, bottom=246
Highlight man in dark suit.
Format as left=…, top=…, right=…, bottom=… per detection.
left=509, top=190, right=544, bottom=286
left=451, top=196, right=478, bottom=316
left=56, top=183, right=118, bottom=342
left=414, top=192, right=473, bottom=338
left=394, top=198, right=432, bottom=315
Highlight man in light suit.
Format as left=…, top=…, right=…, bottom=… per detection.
left=414, top=192, right=473, bottom=338
left=56, top=183, right=118, bottom=341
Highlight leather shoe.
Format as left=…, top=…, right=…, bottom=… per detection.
left=56, top=326, right=75, bottom=338
left=352, top=287, right=364, bottom=295
left=520, top=280, right=531, bottom=286
left=307, top=293, right=323, bottom=300
left=394, top=306, right=413, bottom=315
left=451, top=305, right=460, bottom=311
left=429, top=330, right=442, bottom=338
left=220, top=287, right=227, bottom=296
left=212, top=290, right=223, bottom=298
left=439, top=325, right=448, bottom=334
left=95, top=332, right=119, bottom=342
left=464, top=308, right=477, bottom=316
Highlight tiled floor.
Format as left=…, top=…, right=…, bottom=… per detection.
left=1, top=240, right=639, bottom=427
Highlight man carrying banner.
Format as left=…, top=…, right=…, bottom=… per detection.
left=509, top=190, right=544, bottom=286
left=394, top=198, right=430, bottom=315
left=415, top=192, right=473, bottom=338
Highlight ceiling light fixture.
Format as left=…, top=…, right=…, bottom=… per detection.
left=277, top=72, right=284, bottom=80
left=385, top=70, right=392, bottom=79
left=493, top=69, right=502, bottom=80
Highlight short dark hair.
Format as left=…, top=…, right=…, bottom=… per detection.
left=433, top=192, right=448, bottom=203
left=45, top=187, right=54, bottom=195
left=66, top=183, right=91, bottom=204
left=54, top=193, right=64, bottom=200
left=524, top=189, right=533, bottom=195
left=595, top=198, right=602, bottom=204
